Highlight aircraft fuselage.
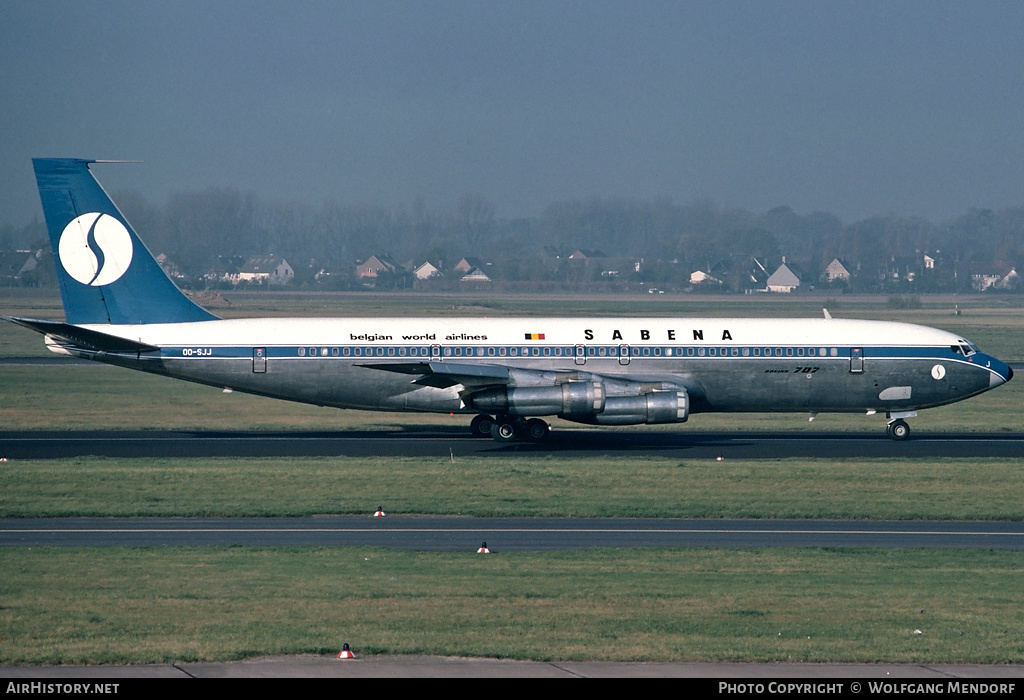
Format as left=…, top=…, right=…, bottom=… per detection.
left=53, top=316, right=1009, bottom=421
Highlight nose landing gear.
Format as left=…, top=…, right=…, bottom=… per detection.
left=886, top=418, right=910, bottom=441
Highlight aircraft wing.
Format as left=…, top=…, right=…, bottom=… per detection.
left=358, top=360, right=692, bottom=397
left=357, top=361, right=512, bottom=388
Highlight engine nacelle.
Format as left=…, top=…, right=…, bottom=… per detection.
left=587, top=390, right=689, bottom=425
left=468, top=381, right=606, bottom=417
left=469, top=381, right=688, bottom=425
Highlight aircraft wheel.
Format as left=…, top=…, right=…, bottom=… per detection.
left=470, top=414, right=496, bottom=438
left=888, top=419, right=910, bottom=441
left=491, top=419, right=518, bottom=443
left=524, top=418, right=550, bottom=443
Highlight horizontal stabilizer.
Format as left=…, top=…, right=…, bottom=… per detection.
left=2, top=316, right=159, bottom=353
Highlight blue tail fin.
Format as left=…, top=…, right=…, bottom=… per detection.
left=33, top=158, right=218, bottom=325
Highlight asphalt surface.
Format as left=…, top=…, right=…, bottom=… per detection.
left=3, top=428, right=1024, bottom=460
left=2, top=516, right=1023, bottom=549
left=3, top=656, right=1024, bottom=678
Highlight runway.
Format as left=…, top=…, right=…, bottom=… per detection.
left=3, top=516, right=1023, bottom=549
left=3, top=428, right=1024, bottom=459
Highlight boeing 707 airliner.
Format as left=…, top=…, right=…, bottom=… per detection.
left=4, top=159, right=1013, bottom=441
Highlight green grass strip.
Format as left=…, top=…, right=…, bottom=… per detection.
left=3, top=456, right=1022, bottom=520
left=2, top=547, right=1022, bottom=665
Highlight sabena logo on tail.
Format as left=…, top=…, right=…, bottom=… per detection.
left=58, top=212, right=134, bottom=286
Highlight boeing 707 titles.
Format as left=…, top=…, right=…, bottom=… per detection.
left=4, top=159, right=1013, bottom=442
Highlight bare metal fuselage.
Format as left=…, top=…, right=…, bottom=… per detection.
left=49, top=315, right=1009, bottom=424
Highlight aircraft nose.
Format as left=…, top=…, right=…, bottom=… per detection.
left=987, top=357, right=1013, bottom=388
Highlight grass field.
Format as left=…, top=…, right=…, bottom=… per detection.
left=3, top=456, right=1023, bottom=520
left=2, top=548, right=1022, bottom=665
left=2, top=289, right=1023, bottom=665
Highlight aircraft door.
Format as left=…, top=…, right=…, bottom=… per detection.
left=574, top=344, right=586, bottom=366
left=619, top=344, right=631, bottom=365
left=850, top=347, right=864, bottom=374
left=253, top=347, right=267, bottom=373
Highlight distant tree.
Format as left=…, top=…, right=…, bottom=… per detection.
left=456, top=193, right=496, bottom=249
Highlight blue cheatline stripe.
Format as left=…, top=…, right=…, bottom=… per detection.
left=157, top=344, right=971, bottom=363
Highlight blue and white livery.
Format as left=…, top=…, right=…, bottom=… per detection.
left=4, top=159, right=1013, bottom=442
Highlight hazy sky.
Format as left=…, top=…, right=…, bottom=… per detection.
left=3, top=0, right=1023, bottom=226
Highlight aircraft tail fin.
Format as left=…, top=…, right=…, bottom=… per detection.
left=32, top=158, right=218, bottom=325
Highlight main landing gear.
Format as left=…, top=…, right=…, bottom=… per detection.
left=886, top=418, right=910, bottom=441
left=470, top=414, right=550, bottom=443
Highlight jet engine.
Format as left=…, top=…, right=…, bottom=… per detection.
left=586, top=390, right=689, bottom=425
left=468, top=380, right=605, bottom=416
left=468, top=380, right=689, bottom=425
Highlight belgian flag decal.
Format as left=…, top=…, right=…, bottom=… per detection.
left=524, top=333, right=545, bottom=340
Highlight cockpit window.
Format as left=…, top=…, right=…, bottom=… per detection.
left=954, top=341, right=977, bottom=356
